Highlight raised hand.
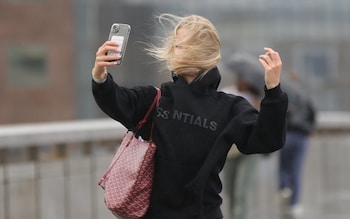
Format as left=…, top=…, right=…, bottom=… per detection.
left=92, top=41, right=121, bottom=81
left=258, top=47, right=282, bottom=89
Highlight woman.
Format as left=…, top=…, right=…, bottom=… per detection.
left=92, top=14, right=288, bottom=219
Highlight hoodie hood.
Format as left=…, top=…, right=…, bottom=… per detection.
left=172, top=67, right=221, bottom=94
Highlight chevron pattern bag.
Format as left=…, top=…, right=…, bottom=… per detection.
left=98, top=88, right=160, bottom=219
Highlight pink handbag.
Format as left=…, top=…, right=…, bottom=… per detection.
left=98, top=88, right=161, bottom=218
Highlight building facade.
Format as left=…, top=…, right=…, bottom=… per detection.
left=1, top=0, right=349, bottom=124
left=0, top=0, right=75, bottom=124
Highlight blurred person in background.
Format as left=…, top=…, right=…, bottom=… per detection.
left=91, top=13, right=288, bottom=219
left=222, top=53, right=266, bottom=219
left=222, top=56, right=316, bottom=218
left=278, top=71, right=317, bottom=218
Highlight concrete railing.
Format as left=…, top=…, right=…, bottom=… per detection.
left=0, top=112, right=350, bottom=219
left=0, top=119, right=127, bottom=219
left=2, top=111, right=349, bottom=149
left=0, top=119, right=125, bottom=148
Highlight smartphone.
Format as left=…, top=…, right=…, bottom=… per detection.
left=107, top=23, right=131, bottom=65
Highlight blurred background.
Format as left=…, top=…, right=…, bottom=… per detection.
left=0, top=0, right=349, bottom=219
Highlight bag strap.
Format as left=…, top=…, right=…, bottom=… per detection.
left=98, top=88, right=161, bottom=187
left=135, top=87, right=161, bottom=130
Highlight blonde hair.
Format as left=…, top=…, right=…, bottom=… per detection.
left=146, top=14, right=221, bottom=77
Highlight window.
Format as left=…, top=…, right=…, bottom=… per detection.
left=292, top=45, right=339, bottom=110
left=7, top=0, right=44, bottom=3
left=293, top=45, right=338, bottom=85
left=7, top=44, right=48, bottom=87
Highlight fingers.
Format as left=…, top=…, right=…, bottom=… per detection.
left=96, top=41, right=119, bottom=55
left=95, top=41, right=121, bottom=66
left=266, top=47, right=282, bottom=66
left=259, top=47, right=281, bottom=67
left=259, top=47, right=282, bottom=89
left=96, top=53, right=120, bottom=66
left=258, top=55, right=272, bottom=68
left=92, top=41, right=121, bottom=80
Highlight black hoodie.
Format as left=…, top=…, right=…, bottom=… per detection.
left=92, top=67, right=288, bottom=219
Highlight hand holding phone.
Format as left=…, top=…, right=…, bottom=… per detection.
left=107, top=23, right=131, bottom=65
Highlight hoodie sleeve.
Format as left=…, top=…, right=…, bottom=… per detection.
left=92, top=73, right=157, bottom=130
left=233, top=84, right=288, bottom=154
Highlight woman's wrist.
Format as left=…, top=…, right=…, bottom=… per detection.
left=92, top=67, right=107, bottom=82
